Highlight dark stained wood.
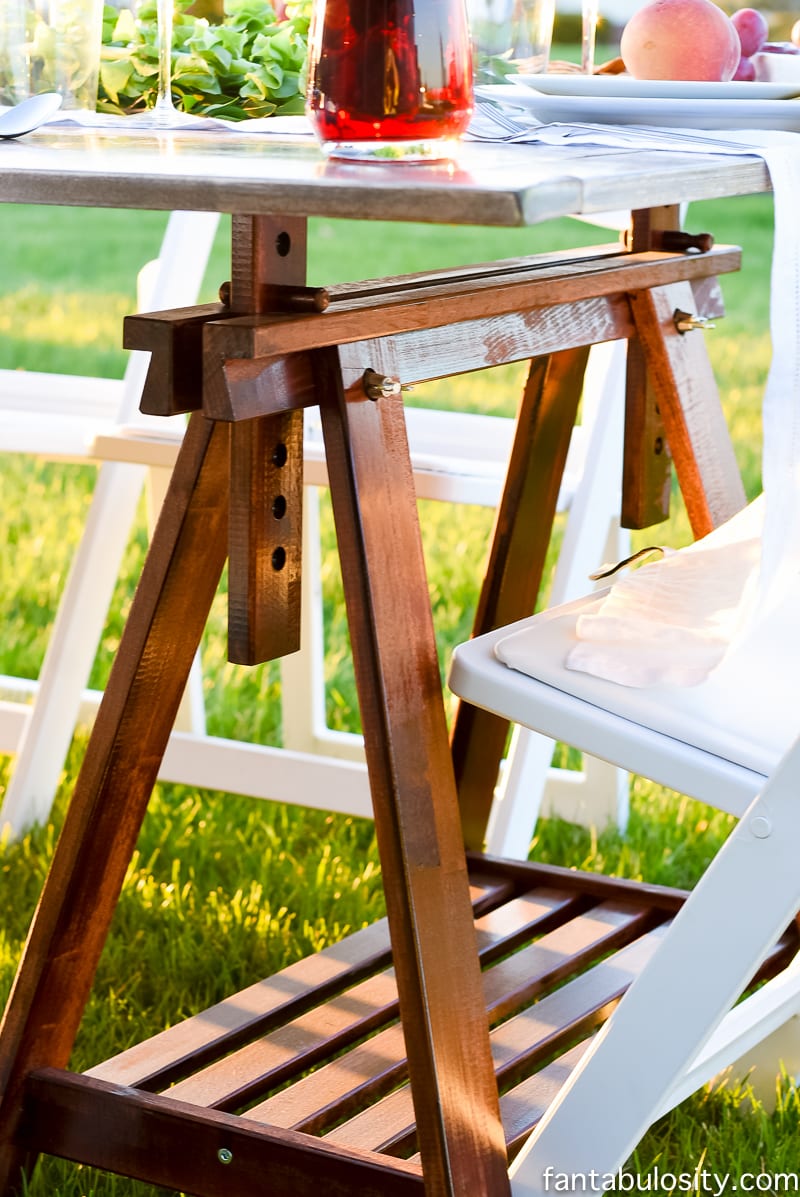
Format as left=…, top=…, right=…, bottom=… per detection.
left=241, top=898, right=654, bottom=1137
left=88, top=874, right=516, bottom=1092
left=621, top=206, right=682, bottom=530
left=124, top=303, right=226, bottom=416
left=0, top=415, right=230, bottom=1192
left=226, top=215, right=308, bottom=665
left=23, top=1069, right=425, bottom=1197
left=156, top=889, right=584, bottom=1112
left=204, top=348, right=318, bottom=422
left=630, top=281, right=747, bottom=537
left=452, top=347, right=590, bottom=852
left=203, top=244, right=741, bottom=364
left=316, top=340, right=511, bottom=1196
left=12, top=852, right=798, bottom=1196
left=326, top=926, right=668, bottom=1158
left=228, top=410, right=304, bottom=665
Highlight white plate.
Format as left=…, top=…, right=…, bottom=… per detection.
left=476, top=83, right=800, bottom=131
left=511, top=73, right=800, bottom=101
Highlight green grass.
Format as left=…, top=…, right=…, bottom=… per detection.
left=1, top=195, right=796, bottom=1193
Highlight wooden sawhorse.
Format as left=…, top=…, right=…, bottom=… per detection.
left=0, top=211, right=767, bottom=1197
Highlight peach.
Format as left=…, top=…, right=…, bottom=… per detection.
left=621, top=0, right=741, bottom=81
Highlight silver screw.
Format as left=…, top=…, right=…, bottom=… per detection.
left=217, top=1148, right=234, bottom=1165
left=362, top=369, right=404, bottom=401
left=673, top=309, right=716, bottom=334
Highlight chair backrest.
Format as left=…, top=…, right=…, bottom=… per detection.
left=0, top=211, right=221, bottom=836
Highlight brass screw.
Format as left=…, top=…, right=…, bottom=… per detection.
left=673, top=309, right=715, bottom=334
left=217, top=1148, right=234, bottom=1165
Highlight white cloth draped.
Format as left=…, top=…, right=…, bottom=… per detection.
left=471, top=105, right=800, bottom=690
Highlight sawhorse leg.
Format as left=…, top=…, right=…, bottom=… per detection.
left=0, top=413, right=230, bottom=1189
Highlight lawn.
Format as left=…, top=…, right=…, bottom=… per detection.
left=1, top=192, right=797, bottom=1194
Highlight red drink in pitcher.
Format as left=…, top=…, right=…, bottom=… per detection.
left=307, top=0, right=473, bottom=160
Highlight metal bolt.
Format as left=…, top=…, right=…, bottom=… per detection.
left=673, top=309, right=716, bottom=334
left=217, top=1148, right=234, bottom=1165
left=362, top=369, right=403, bottom=401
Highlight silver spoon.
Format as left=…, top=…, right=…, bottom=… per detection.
left=0, top=93, right=63, bottom=140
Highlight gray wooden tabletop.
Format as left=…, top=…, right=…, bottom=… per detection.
left=0, top=124, right=771, bottom=226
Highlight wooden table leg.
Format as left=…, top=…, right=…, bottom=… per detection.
left=316, top=343, right=511, bottom=1197
left=0, top=414, right=230, bottom=1192
left=630, top=279, right=746, bottom=536
left=451, top=347, right=590, bottom=852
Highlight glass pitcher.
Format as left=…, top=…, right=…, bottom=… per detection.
left=306, top=0, right=474, bottom=161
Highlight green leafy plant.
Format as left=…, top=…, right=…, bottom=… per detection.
left=98, top=0, right=311, bottom=120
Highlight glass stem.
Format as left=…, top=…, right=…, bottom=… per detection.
left=581, top=0, right=598, bottom=74
left=155, top=0, right=175, bottom=115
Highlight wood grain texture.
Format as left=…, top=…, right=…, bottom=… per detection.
left=225, top=214, right=308, bottom=664
left=15, top=852, right=796, bottom=1195
left=0, top=416, right=230, bottom=1192
left=24, top=1069, right=425, bottom=1197
left=158, top=889, right=582, bottom=1113
left=124, top=303, right=226, bottom=416
left=207, top=245, right=740, bottom=364
left=317, top=340, right=511, bottom=1196
left=228, top=410, right=304, bottom=664
left=621, top=206, right=682, bottom=530
left=630, top=281, right=747, bottom=537
left=0, top=128, right=771, bottom=227
left=87, top=875, right=513, bottom=1091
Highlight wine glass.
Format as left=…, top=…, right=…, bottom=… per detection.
left=581, top=0, right=598, bottom=73
left=153, top=0, right=176, bottom=122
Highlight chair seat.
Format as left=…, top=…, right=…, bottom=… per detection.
left=448, top=498, right=799, bottom=814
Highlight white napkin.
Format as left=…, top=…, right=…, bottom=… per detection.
left=43, top=108, right=315, bottom=137
left=475, top=105, right=800, bottom=689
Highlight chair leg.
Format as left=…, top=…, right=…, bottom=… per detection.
left=509, top=746, right=800, bottom=1192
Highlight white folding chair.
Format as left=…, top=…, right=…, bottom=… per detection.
left=0, top=211, right=221, bottom=836
left=448, top=498, right=800, bottom=1187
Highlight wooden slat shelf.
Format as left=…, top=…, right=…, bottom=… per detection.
left=22, top=856, right=796, bottom=1194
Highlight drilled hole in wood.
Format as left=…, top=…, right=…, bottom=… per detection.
left=272, top=495, right=287, bottom=519
left=654, top=436, right=664, bottom=455
left=272, top=442, right=288, bottom=467
left=272, top=546, right=287, bottom=571
left=275, top=231, right=291, bottom=257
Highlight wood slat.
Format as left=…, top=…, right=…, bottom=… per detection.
left=327, top=921, right=800, bottom=1162
left=204, top=245, right=741, bottom=363
left=161, top=889, right=586, bottom=1111
left=471, top=853, right=689, bottom=914
left=87, top=875, right=513, bottom=1091
left=240, top=899, right=658, bottom=1133
left=324, top=926, right=669, bottom=1156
